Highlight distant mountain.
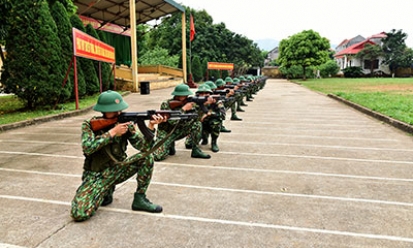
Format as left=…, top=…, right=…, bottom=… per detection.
left=254, top=39, right=279, bottom=51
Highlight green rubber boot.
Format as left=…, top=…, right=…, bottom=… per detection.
left=211, top=136, right=219, bottom=153
left=131, top=193, right=162, bottom=213
left=220, top=125, right=231, bottom=133
left=231, top=114, right=242, bottom=121
left=191, top=146, right=211, bottom=159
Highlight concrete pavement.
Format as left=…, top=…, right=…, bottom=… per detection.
left=1, top=79, right=413, bottom=247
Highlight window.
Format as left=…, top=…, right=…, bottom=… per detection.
left=364, top=60, right=379, bottom=69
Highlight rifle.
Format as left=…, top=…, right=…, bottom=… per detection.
left=168, top=96, right=209, bottom=113
left=90, top=110, right=198, bottom=139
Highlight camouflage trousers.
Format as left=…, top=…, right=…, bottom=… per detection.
left=71, top=153, right=154, bottom=221
left=153, top=120, right=202, bottom=161
left=202, top=117, right=222, bottom=139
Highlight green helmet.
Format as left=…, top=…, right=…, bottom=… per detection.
left=171, top=84, right=194, bottom=96
left=232, top=78, right=240, bottom=85
left=93, top=90, right=129, bottom=113
left=239, top=76, right=246, bottom=81
left=196, top=84, right=212, bottom=93
left=224, top=77, right=233, bottom=83
left=204, top=81, right=217, bottom=90
left=215, top=78, right=225, bottom=87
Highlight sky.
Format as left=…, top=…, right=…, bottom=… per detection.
left=177, top=0, right=413, bottom=49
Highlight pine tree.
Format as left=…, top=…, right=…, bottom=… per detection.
left=50, top=1, right=73, bottom=101
left=2, top=0, right=65, bottom=109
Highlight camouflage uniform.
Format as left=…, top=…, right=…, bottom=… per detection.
left=71, top=120, right=155, bottom=221
left=187, top=83, right=226, bottom=152
left=153, top=84, right=211, bottom=161
left=70, top=90, right=162, bottom=222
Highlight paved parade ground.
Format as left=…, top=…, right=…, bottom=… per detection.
left=1, top=79, right=413, bottom=247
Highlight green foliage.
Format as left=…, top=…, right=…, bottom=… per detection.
left=382, top=29, right=412, bottom=75
left=147, top=7, right=264, bottom=77
left=139, top=46, right=179, bottom=67
left=50, top=1, right=73, bottom=100
left=342, top=66, right=363, bottom=78
left=277, top=30, right=330, bottom=80
left=318, top=60, right=340, bottom=77
left=192, top=56, right=203, bottom=82
left=279, top=65, right=314, bottom=79
left=70, top=17, right=99, bottom=95
left=2, top=0, right=66, bottom=110
left=46, top=0, right=76, bottom=15
left=0, top=0, right=13, bottom=45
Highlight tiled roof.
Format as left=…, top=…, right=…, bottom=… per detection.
left=334, top=40, right=376, bottom=57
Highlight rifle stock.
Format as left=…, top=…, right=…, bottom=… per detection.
left=168, top=96, right=209, bottom=113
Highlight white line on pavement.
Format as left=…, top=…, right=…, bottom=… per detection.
left=1, top=149, right=413, bottom=165
left=1, top=194, right=412, bottom=243
left=0, top=167, right=412, bottom=206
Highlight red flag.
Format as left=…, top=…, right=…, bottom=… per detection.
left=190, top=14, right=196, bottom=42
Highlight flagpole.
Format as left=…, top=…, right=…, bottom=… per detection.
left=188, top=13, right=196, bottom=88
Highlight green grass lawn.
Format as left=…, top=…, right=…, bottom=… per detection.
left=295, top=77, right=413, bottom=125
left=0, top=94, right=101, bottom=125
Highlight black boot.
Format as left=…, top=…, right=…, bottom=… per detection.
left=101, top=186, right=115, bottom=206
left=201, top=132, right=208, bottom=145
left=168, top=142, right=176, bottom=155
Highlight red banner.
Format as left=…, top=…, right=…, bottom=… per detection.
left=207, top=62, right=234, bottom=70
left=72, top=28, right=115, bottom=63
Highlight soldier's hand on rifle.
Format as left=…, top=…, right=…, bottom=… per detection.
left=206, top=96, right=216, bottom=105
left=148, top=113, right=167, bottom=130
left=182, top=102, right=195, bottom=112
left=109, top=122, right=131, bottom=137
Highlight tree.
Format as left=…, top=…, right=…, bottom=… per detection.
left=381, top=29, right=412, bottom=77
left=147, top=7, right=264, bottom=77
left=139, top=46, right=179, bottom=67
left=192, top=56, right=203, bottom=82
left=277, top=30, right=330, bottom=80
left=2, top=0, right=65, bottom=109
left=50, top=1, right=74, bottom=100
left=355, top=43, right=384, bottom=76
left=0, top=0, right=13, bottom=65
left=318, top=60, right=340, bottom=78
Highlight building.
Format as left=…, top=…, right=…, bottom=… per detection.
left=334, top=32, right=390, bottom=75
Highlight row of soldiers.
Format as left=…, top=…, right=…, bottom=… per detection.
left=152, top=75, right=267, bottom=161
left=70, top=75, right=266, bottom=221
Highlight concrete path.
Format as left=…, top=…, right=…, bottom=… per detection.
left=1, top=79, right=413, bottom=248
